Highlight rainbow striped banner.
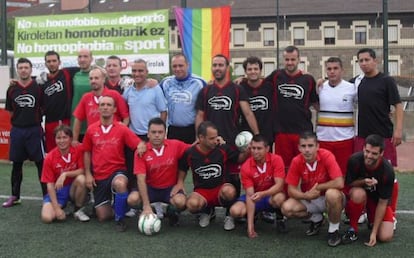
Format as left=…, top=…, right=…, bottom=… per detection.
left=174, top=6, right=231, bottom=80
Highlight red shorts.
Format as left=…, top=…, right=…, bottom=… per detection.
left=44, top=119, right=70, bottom=152
left=194, top=184, right=229, bottom=207
left=354, top=136, right=397, bottom=166
left=274, top=133, right=300, bottom=168
left=366, top=197, right=394, bottom=223
left=319, top=138, right=354, bottom=176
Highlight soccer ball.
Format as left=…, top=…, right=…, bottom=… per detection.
left=138, top=213, right=161, bottom=236
left=235, top=131, right=253, bottom=151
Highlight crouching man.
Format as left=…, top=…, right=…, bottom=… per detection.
left=229, top=134, right=287, bottom=238
left=41, top=125, right=89, bottom=223
left=282, top=131, right=344, bottom=247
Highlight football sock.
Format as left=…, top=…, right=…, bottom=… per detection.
left=11, top=162, right=23, bottom=199
left=391, top=180, right=399, bottom=216
left=346, top=199, right=365, bottom=233
left=328, top=222, right=340, bottom=233
left=114, top=192, right=128, bottom=221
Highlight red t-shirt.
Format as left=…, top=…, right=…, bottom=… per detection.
left=83, top=121, right=140, bottom=180
left=134, top=139, right=190, bottom=188
left=73, top=87, right=129, bottom=125
left=241, top=153, right=285, bottom=192
left=41, top=145, right=84, bottom=186
left=286, top=148, right=342, bottom=193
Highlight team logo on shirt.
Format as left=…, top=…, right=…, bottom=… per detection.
left=208, top=96, right=232, bottom=110
left=44, top=81, right=64, bottom=96
left=171, top=90, right=192, bottom=104
left=249, top=96, right=269, bottom=111
left=194, top=164, right=222, bottom=179
left=15, top=94, right=35, bottom=107
left=278, top=84, right=304, bottom=99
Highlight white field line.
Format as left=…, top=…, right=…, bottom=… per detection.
left=1, top=195, right=414, bottom=214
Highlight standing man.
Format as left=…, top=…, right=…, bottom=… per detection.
left=195, top=54, right=259, bottom=200
left=123, top=59, right=167, bottom=181
left=229, top=134, right=286, bottom=238
left=71, top=48, right=94, bottom=142
left=281, top=131, right=344, bottom=247
left=3, top=58, right=47, bottom=208
left=40, top=51, right=79, bottom=152
left=266, top=46, right=319, bottom=169
left=195, top=54, right=259, bottom=144
left=131, top=118, right=190, bottom=226
left=343, top=134, right=397, bottom=247
left=317, top=57, right=357, bottom=175
left=83, top=96, right=142, bottom=231
left=239, top=56, right=275, bottom=147
left=160, top=53, right=206, bottom=143
left=40, top=125, right=89, bottom=223
left=104, top=55, right=126, bottom=94
left=351, top=48, right=403, bottom=167
left=179, top=121, right=249, bottom=230
left=72, top=67, right=129, bottom=144
left=123, top=59, right=167, bottom=140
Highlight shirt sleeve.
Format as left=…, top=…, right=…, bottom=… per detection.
left=154, top=86, right=168, bottom=112
left=178, top=150, right=190, bottom=173
left=134, top=153, right=147, bottom=175
left=73, top=95, right=86, bottom=120
left=240, top=160, right=254, bottom=189
left=41, top=155, right=55, bottom=183
left=271, top=154, right=286, bottom=179
left=195, top=86, right=207, bottom=111
left=285, top=157, right=301, bottom=186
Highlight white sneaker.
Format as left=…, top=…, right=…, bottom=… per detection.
left=199, top=212, right=212, bottom=228
left=224, top=216, right=235, bottom=231
left=74, top=209, right=90, bottom=222
left=358, top=213, right=367, bottom=224
left=125, top=208, right=138, bottom=218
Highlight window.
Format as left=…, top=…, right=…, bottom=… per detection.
left=233, top=62, right=245, bottom=76
left=263, top=28, right=274, bottom=46
left=264, top=62, right=275, bottom=77
left=353, top=59, right=363, bottom=77
left=298, top=61, right=306, bottom=72
left=177, top=32, right=182, bottom=49
left=388, top=60, right=399, bottom=76
left=293, top=27, right=305, bottom=46
left=233, top=28, right=245, bottom=47
left=324, top=26, right=335, bottom=45
left=355, top=26, right=367, bottom=44
left=388, top=25, right=398, bottom=43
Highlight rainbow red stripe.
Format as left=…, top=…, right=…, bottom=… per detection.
left=175, top=6, right=231, bottom=80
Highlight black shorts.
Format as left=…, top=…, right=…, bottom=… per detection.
left=93, top=171, right=128, bottom=208
left=167, top=124, right=195, bottom=144
left=9, top=125, right=45, bottom=162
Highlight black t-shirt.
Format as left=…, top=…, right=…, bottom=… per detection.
left=350, top=73, right=401, bottom=138
left=239, top=80, right=275, bottom=144
left=42, top=67, right=78, bottom=122
left=179, top=144, right=239, bottom=189
left=265, top=69, right=318, bottom=133
left=346, top=152, right=395, bottom=203
left=6, top=80, right=43, bottom=127
left=196, top=82, right=249, bottom=143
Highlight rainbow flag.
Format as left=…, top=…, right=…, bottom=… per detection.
left=174, top=6, right=231, bottom=80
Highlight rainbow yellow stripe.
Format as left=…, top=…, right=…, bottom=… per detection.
left=317, top=111, right=354, bottom=127
left=175, top=6, right=231, bottom=80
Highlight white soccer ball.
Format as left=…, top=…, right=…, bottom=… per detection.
left=138, top=213, right=161, bottom=236
left=235, top=131, right=253, bottom=150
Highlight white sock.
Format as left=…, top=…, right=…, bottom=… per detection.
left=328, top=222, right=340, bottom=233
